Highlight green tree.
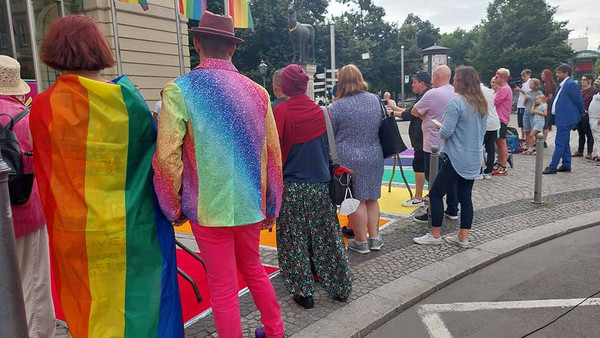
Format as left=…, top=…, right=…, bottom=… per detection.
left=439, top=27, right=478, bottom=68
left=469, top=0, right=573, bottom=82
left=396, top=14, right=441, bottom=94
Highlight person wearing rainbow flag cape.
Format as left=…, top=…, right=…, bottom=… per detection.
left=153, top=11, right=285, bottom=338
left=29, top=15, right=183, bottom=338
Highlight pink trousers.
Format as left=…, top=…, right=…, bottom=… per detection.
left=192, top=222, right=284, bottom=338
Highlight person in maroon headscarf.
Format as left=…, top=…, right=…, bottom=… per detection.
left=541, top=69, right=557, bottom=146
left=273, top=64, right=352, bottom=310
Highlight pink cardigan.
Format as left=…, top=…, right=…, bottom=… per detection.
left=0, top=95, right=45, bottom=238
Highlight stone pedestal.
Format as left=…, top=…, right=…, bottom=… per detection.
left=299, top=63, right=318, bottom=101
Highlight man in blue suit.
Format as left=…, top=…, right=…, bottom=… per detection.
left=543, top=64, right=585, bottom=174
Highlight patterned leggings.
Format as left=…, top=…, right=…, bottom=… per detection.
left=276, top=182, right=352, bottom=299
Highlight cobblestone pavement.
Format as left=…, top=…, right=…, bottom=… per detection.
left=55, top=130, right=599, bottom=338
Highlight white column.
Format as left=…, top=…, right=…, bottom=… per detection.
left=25, top=0, right=42, bottom=90
left=330, top=23, right=336, bottom=88
left=109, top=0, right=123, bottom=75
left=173, top=0, right=185, bottom=75
left=4, top=0, right=17, bottom=58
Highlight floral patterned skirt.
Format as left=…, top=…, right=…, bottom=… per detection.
left=276, top=181, right=352, bottom=299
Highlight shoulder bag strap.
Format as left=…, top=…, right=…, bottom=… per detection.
left=321, top=106, right=339, bottom=165
left=11, top=107, right=31, bottom=129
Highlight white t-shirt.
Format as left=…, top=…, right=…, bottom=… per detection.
left=588, top=93, right=600, bottom=119
left=481, top=84, right=501, bottom=131
left=517, top=78, right=531, bottom=108
left=154, top=100, right=162, bottom=116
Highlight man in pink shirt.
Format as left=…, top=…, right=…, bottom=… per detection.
left=493, top=68, right=513, bottom=176
left=411, top=65, right=459, bottom=223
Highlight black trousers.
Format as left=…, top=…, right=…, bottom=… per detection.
left=483, top=131, right=497, bottom=174
left=577, top=114, right=594, bottom=154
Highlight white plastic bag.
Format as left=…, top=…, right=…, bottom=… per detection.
left=338, top=187, right=360, bottom=216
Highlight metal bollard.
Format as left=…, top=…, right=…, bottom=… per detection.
left=428, top=147, right=440, bottom=228
left=533, top=134, right=544, bottom=204
left=0, top=149, right=28, bottom=337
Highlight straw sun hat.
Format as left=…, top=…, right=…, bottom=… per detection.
left=0, top=55, right=31, bottom=96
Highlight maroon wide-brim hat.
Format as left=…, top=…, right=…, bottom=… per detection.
left=188, top=11, right=244, bottom=44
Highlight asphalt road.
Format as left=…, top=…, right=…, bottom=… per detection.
left=367, top=225, right=600, bottom=338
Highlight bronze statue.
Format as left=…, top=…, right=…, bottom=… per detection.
left=288, top=0, right=315, bottom=63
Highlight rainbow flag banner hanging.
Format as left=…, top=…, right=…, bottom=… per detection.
left=229, top=0, right=255, bottom=29
left=29, top=74, right=183, bottom=338
left=119, top=0, right=149, bottom=11
left=179, top=0, right=207, bottom=20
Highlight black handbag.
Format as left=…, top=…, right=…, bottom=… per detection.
left=378, top=102, right=407, bottom=158
left=322, top=107, right=355, bottom=205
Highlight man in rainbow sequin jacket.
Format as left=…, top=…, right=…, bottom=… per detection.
left=153, top=11, right=285, bottom=338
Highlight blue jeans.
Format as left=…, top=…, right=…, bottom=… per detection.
left=425, top=152, right=459, bottom=216
left=549, top=126, right=575, bottom=169
left=430, top=156, right=474, bottom=229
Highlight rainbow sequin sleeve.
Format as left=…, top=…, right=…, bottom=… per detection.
left=263, top=99, right=283, bottom=218
left=153, top=82, right=188, bottom=222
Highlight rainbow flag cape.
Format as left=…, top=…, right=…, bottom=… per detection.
left=30, top=74, right=183, bottom=338
left=179, top=0, right=206, bottom=20
left=119, top=0, right=149, bottom=11
left=229, top=0, right=255, bottom=30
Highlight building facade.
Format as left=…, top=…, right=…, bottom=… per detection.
left=1, top=0, right=190, bottom=103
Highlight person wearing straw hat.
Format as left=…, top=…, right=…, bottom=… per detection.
left=0, top=55, right=55, bottom=338
left=153, top=11, right=285, bottom=338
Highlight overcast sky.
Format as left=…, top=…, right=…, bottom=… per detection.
left=327, top=0, right=600, bottom=51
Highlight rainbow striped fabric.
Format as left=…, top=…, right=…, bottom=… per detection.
left=153, top=58, right=282, bottom=226
left=30, top=74, right=183, bottom=338
left=229, top=0, right=255, bottom=29
left=179, top=0, right=206, bottom=20
left=119, top=0, right=149, bottom=11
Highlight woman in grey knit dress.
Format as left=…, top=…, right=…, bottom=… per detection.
left=331, top=64, right=384, bottom=254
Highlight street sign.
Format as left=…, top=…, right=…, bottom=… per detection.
left=362, top=53, right=370, bottom=60
left=405, top=75, right=410, bottom=84
left=316, top=73, right=325, bottom=80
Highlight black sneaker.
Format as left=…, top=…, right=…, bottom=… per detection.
left=341, top=226, right=355, bottom=239
left=557, top=166, right=571, bottom=172
left=293, top=294, right=314, bottom=309
left=413, top=213, right=428, bottom=224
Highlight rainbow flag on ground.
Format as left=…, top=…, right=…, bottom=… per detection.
left=30, top=74, right=182, bottom=338
left=179, top=0, right=206, bottom=20
left=119, top=0, right=149, bottom=11
left=229, top=0, right=255, bottom=30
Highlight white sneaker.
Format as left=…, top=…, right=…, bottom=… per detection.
left=474, top=174, right=484, bottom=180
left=413, top=232, right=443, bottom=245
left=402, top=197, right=425, bottom=207
left=483, top=173, right=492, bottom=180
left=444, top=234, right=469, bottom=248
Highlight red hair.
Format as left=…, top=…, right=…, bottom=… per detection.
left=41, top=15, right=115, bottom=71
left=541, top=69, right=556, bottom=97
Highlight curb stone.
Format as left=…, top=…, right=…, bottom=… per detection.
left=291, top=211, right=600, bottom=338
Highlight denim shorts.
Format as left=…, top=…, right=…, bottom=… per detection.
left=523, top=113, right=533, bottom=132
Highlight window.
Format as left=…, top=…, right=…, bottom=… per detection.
left=17, top=20, right=29, bottom=47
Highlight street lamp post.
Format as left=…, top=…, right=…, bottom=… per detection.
left=258, top=60, right=268, bottom=88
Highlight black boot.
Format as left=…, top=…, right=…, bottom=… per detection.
left=293, top=294, right=314, bottom=309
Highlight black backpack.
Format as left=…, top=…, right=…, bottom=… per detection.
left=0, top=108, right=35, bottom=205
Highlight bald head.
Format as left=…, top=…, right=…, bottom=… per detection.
left=432, top=65, right=451, bottom=88
left=383, top=92, right=391, bottom=100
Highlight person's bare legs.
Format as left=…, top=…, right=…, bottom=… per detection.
left=496, top=138, right=508, bottom=167
left=348, top=201, right=368, bottom=242
left=414, top=173, right=425, bottom=200
left=543, top=128, right=549, bottom=142
left=458, top=229, right=470, bottom=241
left=365, top=199, right=380, bottom=238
